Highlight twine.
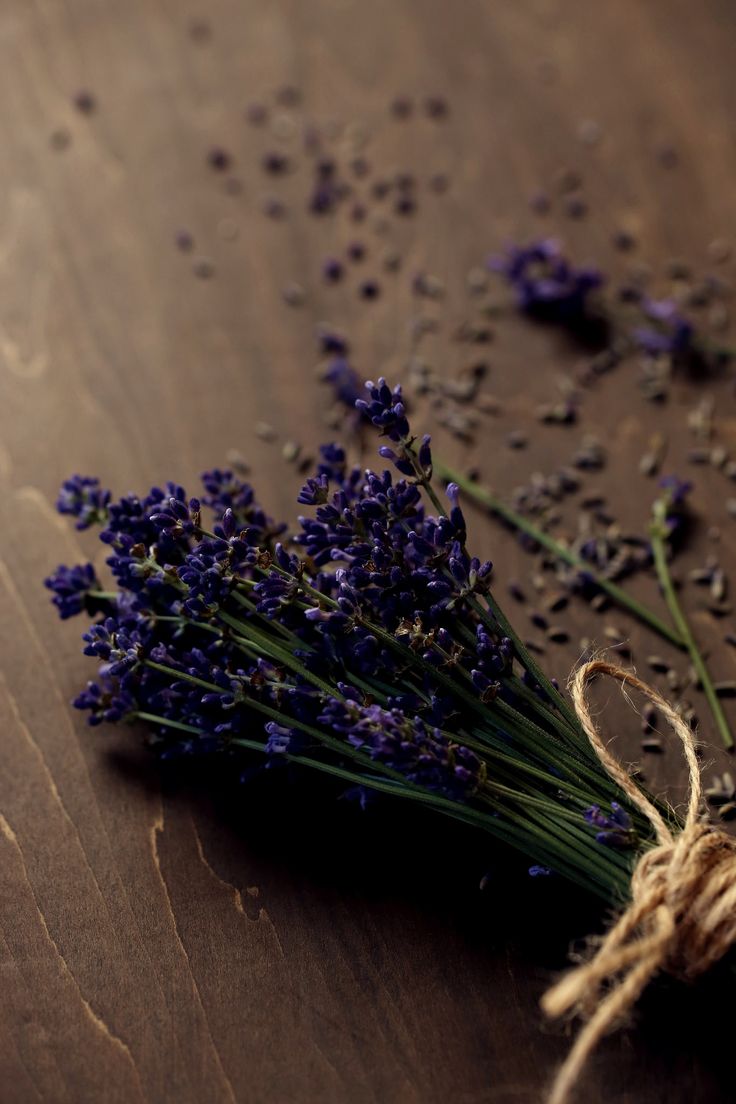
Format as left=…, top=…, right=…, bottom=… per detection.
left=542, top=659, right=736, bottom=1104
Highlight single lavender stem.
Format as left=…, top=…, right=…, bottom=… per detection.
left=417, top=471, right=447, bottom=519
left=135, top=712, right=203, bottom=734
left=434, top=461, right=685, bottom=650
left=649, top=528, right=734, bottom=751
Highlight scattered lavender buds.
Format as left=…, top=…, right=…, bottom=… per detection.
left=491, top=238, right=729, bottom=379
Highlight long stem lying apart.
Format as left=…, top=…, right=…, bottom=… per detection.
left=649, top=526, right=733, bottom=750
left=434, top=460, right=684, bottom=649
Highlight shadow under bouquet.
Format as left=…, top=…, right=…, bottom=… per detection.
left=45, top=378, right=736, bottom=1104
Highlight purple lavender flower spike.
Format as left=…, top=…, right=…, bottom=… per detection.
left=319, top=698, right=483, bottom=800
left=56, top=475, right=111, bottom=529
left=355, top=378, right=410, bottom=441
left=324, top=357, right=364, bottom=411
left=44, top=563, right=105, bottom=620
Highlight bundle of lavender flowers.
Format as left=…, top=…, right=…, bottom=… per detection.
left=46, top=377, right=671, bottom=907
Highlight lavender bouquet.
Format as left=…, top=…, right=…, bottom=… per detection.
left=46, top=378, right=736, bottom=1103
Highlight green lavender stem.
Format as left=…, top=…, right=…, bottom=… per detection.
left=144, top=726, right=632, bottom=902
left=434, top=460, right=685, bottom=650
left=394, top=438, right=591, bottom=744
left=649, top=526, right=734, bottom=751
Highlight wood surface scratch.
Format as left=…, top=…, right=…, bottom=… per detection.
left=149, top=810, right=238, bottom=1104
left=0, top=813, right=145, bottom=1096
left=190, top=814, right=246, bottom=915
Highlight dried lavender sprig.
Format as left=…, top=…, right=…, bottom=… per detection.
left=434, top=461, right=684, bottom=649
left=650, top=481, right=734, bottom=750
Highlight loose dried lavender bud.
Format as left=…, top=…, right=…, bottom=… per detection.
left=73, top=90, right=96, bottom=115
left=424, top=96, right=448, bottom=119
left=613, top=229, right=636, bottom=252
left=508, top=582, right=526, bottom=603
left=322, top=257, right=344, bottom=283
left=641, top=737, right=663, bottom=754
left=564, top=195, right=588, bottom=220
left=207, top=147, right=232, bottom=172
left=262, top=152, right=290, bottom=174
left=641, top=704, right=658, bottom=733
left=506, top=430, right=527, bottom=450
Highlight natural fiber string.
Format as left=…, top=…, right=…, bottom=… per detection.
left=542, top=658, right=736, bottom=1104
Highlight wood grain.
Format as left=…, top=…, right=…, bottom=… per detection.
left=2, top=1, right=736, bottom=1100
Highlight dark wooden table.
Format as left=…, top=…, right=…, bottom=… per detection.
left=3, top=1, right=736, bottom=1100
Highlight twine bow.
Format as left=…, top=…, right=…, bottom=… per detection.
left=543, top=659, right=736, bottom=1104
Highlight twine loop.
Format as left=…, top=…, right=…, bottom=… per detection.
left=543, top=659, right=736, bottom=1104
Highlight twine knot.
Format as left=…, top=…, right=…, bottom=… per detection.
left=543, top=659, right=736, bottom=1104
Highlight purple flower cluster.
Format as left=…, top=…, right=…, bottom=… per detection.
left=57, top=475, right=111, bottom=530
left=44, top=382, right=532, bottom=810
left=490, top=239, right=603, bottom=321
left=45, top=562, right=107, bottom=620
left=319, top=696, right=483, bottom=799
left=584, top=802, right=635, bottom=849
left=355, top=378, right=411, bottom=439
